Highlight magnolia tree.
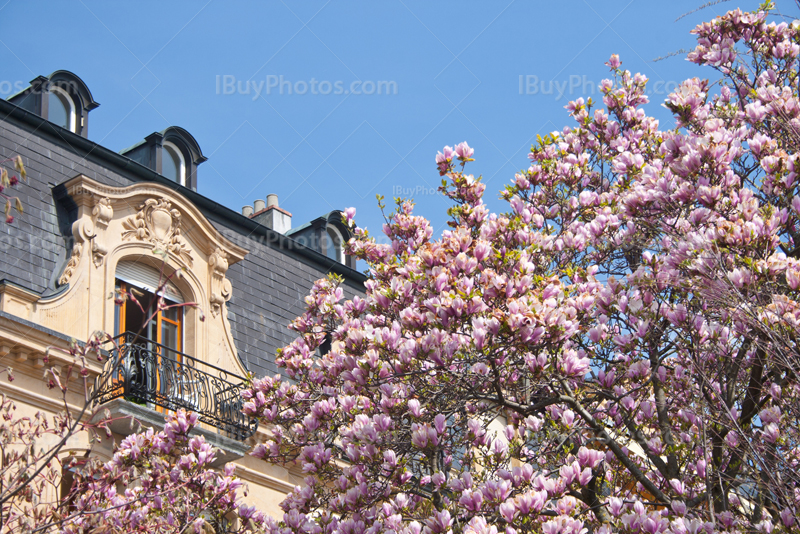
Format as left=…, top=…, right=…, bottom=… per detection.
left=243, top=6, right=800, bottom=534
left=0, top=279, right=264, bottom=533
left=59, top=410, right=266, bottom=534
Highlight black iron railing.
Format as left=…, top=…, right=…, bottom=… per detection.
left=95, top=332, right=257, bottom=441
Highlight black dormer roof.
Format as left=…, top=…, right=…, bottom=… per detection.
left=286, top=210, right=356, bottom=269
left=7, top=70, right=99, bottom=138
left=119, top=126, right=207, bottom=191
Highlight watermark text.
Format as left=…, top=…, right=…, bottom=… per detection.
left=216, top=75, right=398, bottom=99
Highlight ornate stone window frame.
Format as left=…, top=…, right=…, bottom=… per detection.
left=40, top=174, right=248, bottom=375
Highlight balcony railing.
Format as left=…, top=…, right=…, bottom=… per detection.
left=95, top=332, right=257, bottom=441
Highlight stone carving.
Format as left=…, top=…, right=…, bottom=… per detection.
left=122, top=198, right=193, bottom=267
left=209, top=247, right=232, bottom=318
left=58, top=243, right=83, bottom=286
left=58, top=196, right=114, bottom=284
left=90, top=197, right=113, bottom=267
left=92, top=197, right=113, bottom=227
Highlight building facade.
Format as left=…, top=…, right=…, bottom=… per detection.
left=0, top=70, right=365, bottom=517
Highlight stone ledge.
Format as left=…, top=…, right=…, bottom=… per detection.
left=94, top=398, right=251, bottom=467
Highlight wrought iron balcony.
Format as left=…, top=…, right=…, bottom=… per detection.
left=95, top=332, right=257, bottom=441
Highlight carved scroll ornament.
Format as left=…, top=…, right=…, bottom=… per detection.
left=209, top=247, right=232, bottom=318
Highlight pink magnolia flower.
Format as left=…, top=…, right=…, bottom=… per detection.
left=669, top=479, right=686, bottom=495
left=408, top=398, right=423, bottom=417
left=499, top=500, right=517, bottom=523
left=780, top=508, right=796, bottom=528
left=464, top=517, right=498, bottom=534
left=454, top=141, right=474, bottom=160
left=577, top=447, right=604, bottom=469
left=436, top=145, right=455, bottom=175
left=561, top=409, right=575, bottom=428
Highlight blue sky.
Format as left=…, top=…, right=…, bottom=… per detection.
left=0, top=0, right=770, bottom=255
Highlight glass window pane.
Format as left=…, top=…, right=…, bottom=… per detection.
left=161, top=320, right=179, bottom=355
left=48, top=91, right=70, bottom=129
left=162, top=303, right=179, bottom=322
left=326, top=228, right=340, bottom=261
left=162, top=146, right=181, bottom=183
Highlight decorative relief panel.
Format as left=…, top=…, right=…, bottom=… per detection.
left=121, top=198, right=193, bottom=267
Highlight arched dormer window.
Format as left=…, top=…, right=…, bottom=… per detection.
left=113, top=260, right=186, bottom=407
left=323, top=212, right=355, bottom=268
left=7, top=70, right=99, bottom=137
left=284, top=210, right=357, bottom=269
left=119, top=127, right=206, bottom=191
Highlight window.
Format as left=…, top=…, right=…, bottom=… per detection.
left=115, top=279, right=183, bottom=359
left=325, top=226, right=343, bottom=263
left=115, top=281, right=181, bottom=351
left=114, top=261, right=183, bottom=355
left=162, top=141, right=186, bottom=185
left=113, top=262, right=185, bottom=409
left=47, top=86, right=76, bottom=132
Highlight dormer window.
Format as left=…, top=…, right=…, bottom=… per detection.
left=162, top=141, right=186, bottom=185
left=119, top=127, right=206, bottom=191
left=47, top=86, right=76, bottom=132
left=7, top=70, right=98, bottom=138
left=285, top=211, right=355, bottom=268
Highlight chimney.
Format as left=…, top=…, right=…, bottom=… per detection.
left=242, top=205, right=254, bottom=217
left=249, top=194, right=292, bottom=234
